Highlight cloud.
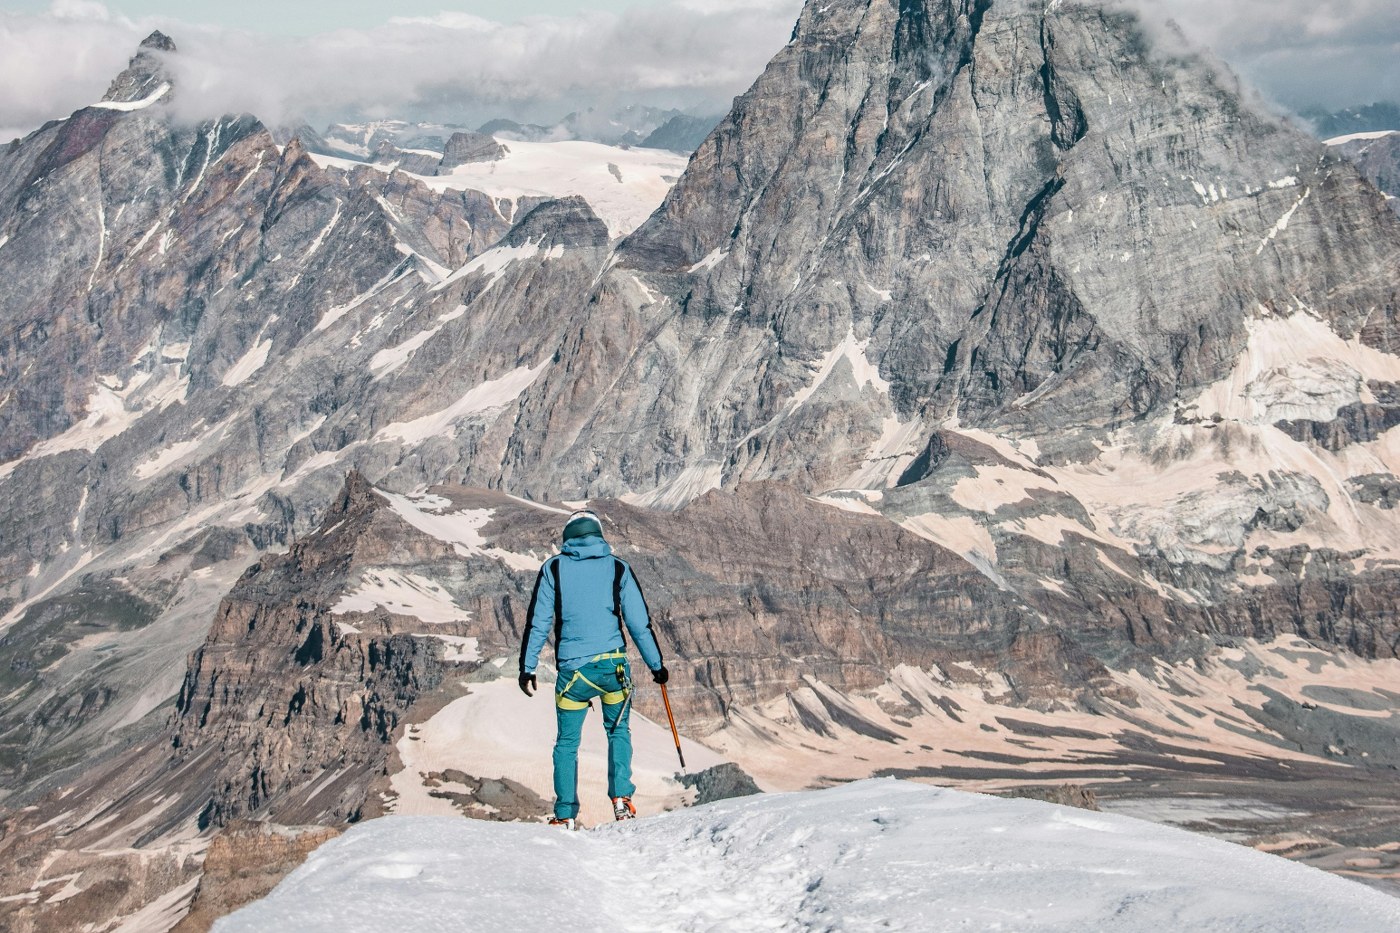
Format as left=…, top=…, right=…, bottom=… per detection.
left=0, top=0, right=1394, bottom=145
left=0, top=6, right=142, bottom=137
left=0, top=2, right=804, bottom=138
left=50, top=0, right=112, bottom=21
left=1116, top=0, right=1400, bottom=109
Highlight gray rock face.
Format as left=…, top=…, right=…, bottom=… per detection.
left=640, top=114, right=722, bottom=153
left=551, top=0, right=1400, bottom=492
left=3, top=7, right=1400, bottom=925
left=371, top=139, right=441, bottom=175
left=0, top=96, right=533, bottom=794
left=102, top=30, right=176, bottom=104
left=1329, top=132, right=1400, bottom=213
left=437, top=131, right=507, bottom=171
left=679, top=763, right=763, bottom=805
left=169, top=473, right=448, bottom=828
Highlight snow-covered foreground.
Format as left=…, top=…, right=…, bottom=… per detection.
left=217, top=781, right=1399, bottom=933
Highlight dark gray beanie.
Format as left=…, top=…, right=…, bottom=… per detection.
left=562, top=509, right=604, bottom=542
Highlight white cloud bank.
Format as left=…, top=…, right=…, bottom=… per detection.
left=0, top=0, right=1395, bottom=143
left=0, top=0, right=803, bottom=138
left=1121, top=0, right=1399, bottom=110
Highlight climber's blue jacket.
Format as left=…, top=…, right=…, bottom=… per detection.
left=518, top=534, right=664, bottom=675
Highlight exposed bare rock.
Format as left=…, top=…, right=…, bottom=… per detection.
left=640, top=114, right=722, bottom=153
left=102, top=31, right=176, bottom=105
left=437, top=131, right=508, bottom=171
left=372, top=140, right=442, bottom=176
left=171, top=823, right=341, bottom=933
left=0, top=742, right=206, bottom=933
left=170, top=472, right=448, bottom=829
left=679, top=763, right=763, bottom=805
left=1001, top=784, right=1100, bottom=811
left=1329, top=131, right=1400, bottom=212
left=414, top=772, right=547, bottom=822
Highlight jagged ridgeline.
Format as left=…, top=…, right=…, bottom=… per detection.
left=2, top=2, right=1400, bottom=929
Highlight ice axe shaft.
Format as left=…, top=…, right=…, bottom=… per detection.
left=660, top=683, right=686, bottom=771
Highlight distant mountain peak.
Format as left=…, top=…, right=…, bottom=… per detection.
left=140, top=30, right=177, bottom=53
left=101, top=31, right=177, bottom=105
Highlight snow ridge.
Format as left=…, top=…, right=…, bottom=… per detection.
left=217, top=781, right=1400, bottom=933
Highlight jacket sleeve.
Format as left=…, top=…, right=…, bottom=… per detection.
left=620, top=564, right=664, bottom=672
left=519, top=560, right=555, bottom=675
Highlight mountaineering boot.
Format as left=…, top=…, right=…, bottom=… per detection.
left=548, top=816, right=577, bottom=830
left=612, top=796, right=636, bottom=821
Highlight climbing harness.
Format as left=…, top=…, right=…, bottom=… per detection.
left=554, top=653, right=633, bottom=711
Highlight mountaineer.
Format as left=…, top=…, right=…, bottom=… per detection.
left=518, top=509, right=668, bottom=828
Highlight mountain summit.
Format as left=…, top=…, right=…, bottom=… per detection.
left=101, top=30, right=176, bottom=105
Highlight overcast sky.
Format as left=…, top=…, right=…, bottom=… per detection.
left=1, top=1, right=1396, bottom=143
left=3, top=0, right=660, bottom=34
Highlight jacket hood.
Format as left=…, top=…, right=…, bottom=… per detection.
left=561, top=534, right=612, bottom=560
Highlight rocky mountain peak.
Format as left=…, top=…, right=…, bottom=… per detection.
left=438, top=131, right=507, bottom=171
left=140, top=29, right=177, bottom=53
left=501, top=195, right=611, bottom=251
left=101, top=30, right=177, bottom=105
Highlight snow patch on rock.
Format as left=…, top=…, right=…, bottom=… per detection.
left=687, top=247, right=728, bottom=273
left=434, top=241, right=561, bottom=293
left=370, top=306, right=466, bottom=379
left=790, top=328, right=891, bottom=412
left=92, top=82, right=170, bottom=112
left=622, top=461, right=725, bottom=511
left=1324, top=130, right=1399, bottom=146
left=898, top=512, right=1006, bottom=587
left=1192, top=307, right=1400, bottom=425
left=333, top=570, right=470, bottom=624
left=0, top=351, right=188, bottom=481
left=383, top=492, right=542, bottom=571
left=221, top=337, right=273, bottom=387
left=373, top=364, right=546, bottom=446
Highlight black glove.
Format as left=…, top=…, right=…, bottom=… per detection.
left=519, top=672, right=537, bottom=696
left=651, top=666, right=669, bottom=685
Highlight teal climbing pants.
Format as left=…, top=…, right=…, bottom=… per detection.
left=553, top=653, right=634, bottom=819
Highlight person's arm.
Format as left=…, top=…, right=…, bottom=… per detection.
left=619, top=564, right=664, bottom=673
left=518, top=560, right=556, bottom=686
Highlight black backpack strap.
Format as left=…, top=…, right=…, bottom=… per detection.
left=628, top=562, right=662, bottom=668
left=613, top=558, right=629, bottom=647
left=519, top=561, right=549, bottom=675
left=551, top=558, right=564, bottom=653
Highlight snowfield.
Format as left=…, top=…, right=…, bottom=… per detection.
left=386, top=676, right=726, bottom=823
left=308, top=138, right=687, bottom=238
left=216, top=780, right=1400, bottom=932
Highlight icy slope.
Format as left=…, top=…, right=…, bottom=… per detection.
left=217, top=781, right=1400, bottom=933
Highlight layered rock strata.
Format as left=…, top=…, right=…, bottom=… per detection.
left=2, top=2, right=1400, bottom=925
